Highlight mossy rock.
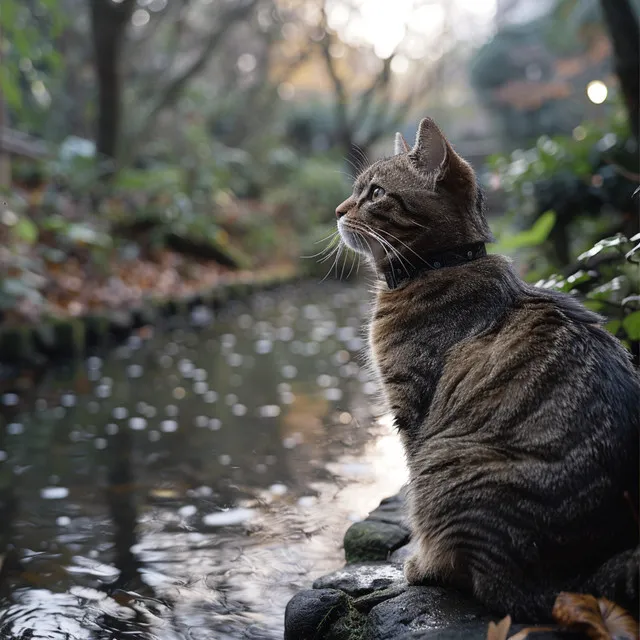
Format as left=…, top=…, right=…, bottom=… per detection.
left=344, top=521, right=410, bottom=563
left=0, top=326, right=38, bottom=364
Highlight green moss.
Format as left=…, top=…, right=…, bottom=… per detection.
left=322, top=598, right=366, bottom=640
left=343, top=521, right=409, bottom=563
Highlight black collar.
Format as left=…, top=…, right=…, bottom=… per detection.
left=381, top=242, right=488, bottom=289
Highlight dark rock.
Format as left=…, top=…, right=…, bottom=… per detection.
left=284, top=588, right=349, bottom=640
left=389, top=542, right=415, bottom=564
left=353, top=585, right=408, bottom=614
left=313, top=562, right=406, bottom=597
left=344, top=520, right=410, bottom=563
left=367, top=492, right=408, bottom=528
left=392, top=621, right=494, bottom=639
left=364, top=586, right=490, bottom=640
left=394, top=625, right=580, bottom=639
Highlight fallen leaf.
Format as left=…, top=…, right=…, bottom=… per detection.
left=552, top=592, right=639, bottom=639
left=487, top=615, right=512, bottom=640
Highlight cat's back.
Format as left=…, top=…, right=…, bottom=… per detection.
left=431, top=281, right=640, bottom=466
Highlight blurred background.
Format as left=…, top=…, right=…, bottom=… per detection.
left=0, top=0, right=638, bottom=638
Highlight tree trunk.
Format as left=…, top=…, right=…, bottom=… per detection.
left=89, top=0, right=135, bottom=168
left=599, top=0, right=640, bottom=141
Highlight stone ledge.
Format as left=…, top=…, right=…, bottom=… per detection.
left=284, top=491, right=582, bottom=640
left=0, top=268, right=301, bottom=369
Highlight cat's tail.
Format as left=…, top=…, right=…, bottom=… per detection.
left=472, top=547, right=639, bottom=623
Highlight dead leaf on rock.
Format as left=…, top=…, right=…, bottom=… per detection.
left=486, top=616, right=512, bottom=640
left=552, top=592, right=639, bottom=639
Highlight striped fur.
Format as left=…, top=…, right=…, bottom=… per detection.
left=335, top=118, right=640, bottom=621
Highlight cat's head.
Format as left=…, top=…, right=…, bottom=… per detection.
left=335, top=118, right=493, bottom=268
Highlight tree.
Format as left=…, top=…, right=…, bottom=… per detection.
left=598, top=0, right=639, bottom=141
left=89, top=0, right=136, bottom=165
left=88, top=0, right=259, bottom=170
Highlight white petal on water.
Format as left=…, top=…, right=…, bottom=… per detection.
left=41, top=486, right=69, bottom=499
left=7, top=423, right=23, bottom=435
left=324, top=388, right=343, bottom=401
left=269, top=483, right=288, bottom=496
left=160, top=420, right=178, bottom=433
left=232, top=404, right=247, bottom=416
left=202, top=508, right=254, bottom=527
left=60, top=394, right=76, bottom=407
left=129, top=417, right=147, bottom=431
left=112, top=407, right=128, bottom=420
left=281, top=365, right=297, bottom=379
left=258, top=405, right=280, bottom=418
left=178, top=505, right=197, bottom=518
left=126, top=364, right=143, bottom=378
left=2, top=393, right=19, bottom=406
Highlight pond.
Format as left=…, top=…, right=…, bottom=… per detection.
left=0, top=281, right=407, bottom=639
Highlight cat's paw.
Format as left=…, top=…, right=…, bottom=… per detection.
left=404, top=554, right=428, bottom=585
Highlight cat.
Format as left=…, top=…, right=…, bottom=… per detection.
left=334, top=117, right=640, bottom=622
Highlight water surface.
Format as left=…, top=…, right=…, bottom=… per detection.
left=0, top=282, right=407, bottom=639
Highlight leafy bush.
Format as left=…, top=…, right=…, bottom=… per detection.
left=489, top=109, right=638, bottom=277
left=266, top=155, right=349, bottom=233
left=535, top=233, right=640, bottom=364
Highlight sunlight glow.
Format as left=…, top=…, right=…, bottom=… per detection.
left=327, top=0, right=497, bottom=60
left=586, top=80, right=608, bottom=104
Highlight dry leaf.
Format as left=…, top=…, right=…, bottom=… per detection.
left=486, top=615, right=512, bottom=640
left=552, top=592, right=639, bottom=639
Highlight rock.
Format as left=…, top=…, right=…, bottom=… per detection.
left=389, top=542, right=415, bottom=564
left=394, top=626, right=577, bottom=639
left=354, top=585, right=408, bottom=614
left=363, top=586, right=490, bottom=640
left=344, top=520, right=410, bottom=563
left=367, top=492, right=408, bottom=528
left=391, top=621, right=496, bottom=639
left=284, top=589, right=349, bottom=640
left=313, top=563, right=406, bottom=597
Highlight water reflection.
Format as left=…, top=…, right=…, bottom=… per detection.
left=0, top=283, right=407, bottom=638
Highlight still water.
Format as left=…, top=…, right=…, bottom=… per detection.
left=0, top=282, right=407, bottom=639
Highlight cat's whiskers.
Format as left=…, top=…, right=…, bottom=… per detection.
left=302, top=232, right=340, bottom=260
left=358, top=223, right=414, bottom=277
left=376, top=228, right=431, bottom=267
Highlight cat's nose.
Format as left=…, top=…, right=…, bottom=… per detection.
left=336, top=197, right=355, bottom=219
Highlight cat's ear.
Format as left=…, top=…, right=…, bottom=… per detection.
left=409, top=117, right=447, bottom=176
left=394, top=132, right=410, bottom=155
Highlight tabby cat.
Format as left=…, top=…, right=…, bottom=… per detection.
left=334, top=117, right=640, bottom=621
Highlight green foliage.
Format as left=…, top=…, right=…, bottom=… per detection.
left=535, top=233, right=640, bottom=352
left=266, top=155, right=349, bottom=232
left=0, top=0, right=66, bottom=123
left=492, top=211, right=556, bottom=252
left=489, top=108, right=638, bottom=272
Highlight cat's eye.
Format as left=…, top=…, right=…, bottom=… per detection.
left=370, top=186, right=385, bottom=200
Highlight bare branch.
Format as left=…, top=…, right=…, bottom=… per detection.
left=130, top=0, right=258, bottom=150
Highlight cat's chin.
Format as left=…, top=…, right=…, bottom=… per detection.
left=337, top=221, right=369, bottom=255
